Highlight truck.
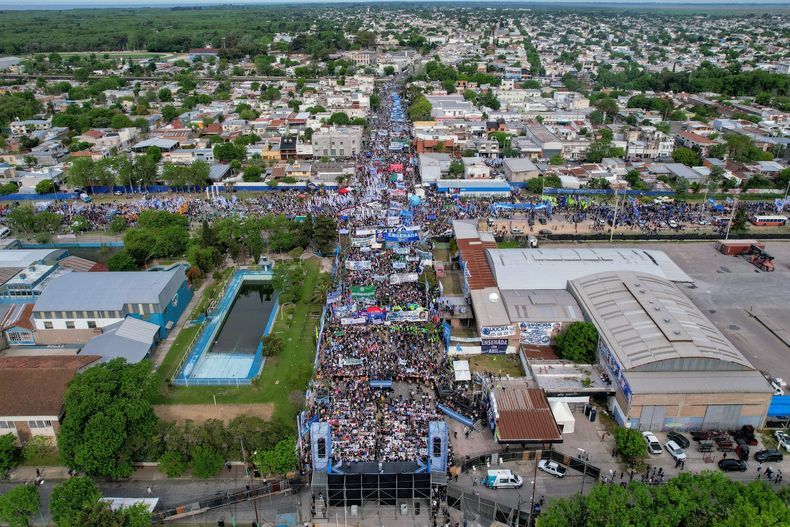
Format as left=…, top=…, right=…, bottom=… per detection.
left=716, top=240, right=764, bottom=256
left=742, top=244, right=775, bottom=272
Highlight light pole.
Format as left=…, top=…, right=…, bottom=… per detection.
left=609, top=186, right=620, bottom=243
left=724, top=197, right=738, bottom=241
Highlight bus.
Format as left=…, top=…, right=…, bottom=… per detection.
left=750, top=215, right=788, bottom=227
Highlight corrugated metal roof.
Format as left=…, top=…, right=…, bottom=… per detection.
left=33, top=269, right=185, bottom=313
left=494, top=386, right=562, bottom=443
left=486, top=248, right=692, bottom=290
left=458, top=239, right=498, bottom=290
left=115, top=317, right=160, bottom=343
left=569, top=271, right=753, bottom=371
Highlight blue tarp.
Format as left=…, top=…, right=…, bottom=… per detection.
left=768, top=395, right=790, bottom=417
left=437, top=403, right=475, bottom=427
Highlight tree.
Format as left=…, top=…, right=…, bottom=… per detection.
left=586, top=140, right=624, bottom=163
left=408, top=95, right=432, bottom=121
left=107, top=250, right=138, bottom=271
left=190, top=446, right=223, bottom=478
left=672, top=146, right=701, bottom=167
left=731, top=206, right=750, bottom=235
left=242, top=166, right=262, bottom=182
left=313, top=215, right=338, bottom=255
left=262, top=333, right=284, bottom=357
left=145, top=146, right=162, bottom=163
left=49, top=477, right=101, bottom=527
left=253, top=436, right=297, bottom=475
left=383, top=65, right=395, bottom=76
left=448, top=160, right=464, bottom=178
left=553, top=321, right=598, bottom=363
left=0, top=484, right=39, bottom=527
left=158, top=450, right=187, bottom=478
left=327, top=112, right=351, bottom=125
left=213, top=142, right=246, bottom=163
left=0, top=433, right=19, bottom=476
left=161, top=105, right=179, bottom=123
left=110, top=113, right=131, bottom=129
left=157, top=88, right=172, bottom=102
left=549, top=154, right=564, bottom=166
left=272, top=261, right=306, bottom=304
left=614, top=426, right=647, bottom=462
left=58, top=359, right=158, bottom=478
left=35, top=179, right=56, bottom=194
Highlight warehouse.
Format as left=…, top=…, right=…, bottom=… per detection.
left=568, top=271, right=773, bottom=431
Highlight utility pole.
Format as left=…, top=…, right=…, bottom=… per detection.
left=609, top=186, right=620, bottom=243
left=528, top=451, right=540, bottom=526
left=240, top=438, right=260, bottom=526
left=724, top=197, right=738, bottom=241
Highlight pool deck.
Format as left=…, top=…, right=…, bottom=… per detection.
left=174, top=269, right=275, bottom=385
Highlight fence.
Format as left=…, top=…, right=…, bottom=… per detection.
left=151, top=476, right=307, bottom=523
left=459, top=448, right=600, bottom=481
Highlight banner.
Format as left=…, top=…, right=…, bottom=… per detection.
left=394, top=247, right=411, bottom=255
left=480, top=325, right=516, bottom=338
left=351, top=236, right=374, bottom=247
left=326, top=290, right=342, bottom=304
left=389, top=272, right=419, bottom=285
left=481, top=339, right=509, bottom=354
left=350, top=286, right=376, bottom=298
left=345, top=260, right=372, bottom=271
left=392, top=261, right=407, bottom=270
left=384, top=228, right=420, bottom=243
left=342, top=357, right=364, bottom=366
left=519, top=322, right=560, bottom=345
left=387, top=309, right=429, bottom=322
left=443, top=321, right=452, bottom=352
left=340, top=317, right=367, bottom=326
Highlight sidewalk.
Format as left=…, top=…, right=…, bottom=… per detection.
left=8, top=462, right=260, bottom=483
left=151, top=276, right=210, bottom=368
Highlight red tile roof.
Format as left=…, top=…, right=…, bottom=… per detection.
left=494, top=386, right=562, bottom=443
left=0, top=355, right=101, bottom=417
left=457, top=238, right=498, bottom=290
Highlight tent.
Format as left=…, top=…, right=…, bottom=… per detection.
left=453, top=360, right=471, bottom=382
left=550, top=400, right=575, bottom=434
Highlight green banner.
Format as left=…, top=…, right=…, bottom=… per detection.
left=350, top=285, right=376, bottom=298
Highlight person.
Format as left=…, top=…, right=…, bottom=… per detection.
left=146, top=486, right=152, bottom=495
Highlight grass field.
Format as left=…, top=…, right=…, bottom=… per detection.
left=467, top=354, right=524, bottom=378
left=152, top=258, right=325, bottom=429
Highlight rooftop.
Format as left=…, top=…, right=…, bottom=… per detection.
left=492, top=384, right=562, bottom=444
left=568, top=271, right=753, bottom=372
left=486, top=247, right=692, bottom=290
left=500, top=289, right=583, bottom=323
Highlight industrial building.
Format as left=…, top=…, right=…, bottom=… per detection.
left=568, top=271, right=773, bottom=431
left=32, top=268, right=191, bottom=344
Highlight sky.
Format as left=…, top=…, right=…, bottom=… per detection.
left=0, top=0, right=788, bottom=7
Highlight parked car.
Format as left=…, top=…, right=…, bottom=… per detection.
left=665, top=440, right=687, bottom=461
left=538, top=460, right=567, bottom=478
left=538, top=229, right=552, bottom=235
left=774, top=431, right=790, bottom=453
left=667, top=431, right=690, bottom=449
left=643, top=431, right=662, bottom=455
left=718, top=459, right=747, bottom=472
left=754, top=449, right=784, bottom=463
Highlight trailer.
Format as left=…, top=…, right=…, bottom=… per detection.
left=716, top=240, right=764, bottom=256
left=741, top=244, right=775, bottom=272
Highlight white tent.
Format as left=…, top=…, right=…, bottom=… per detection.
left=550, top=400, right=575, bottom=434
left=453, top=360, right=471, bottom=382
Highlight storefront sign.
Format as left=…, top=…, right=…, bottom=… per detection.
left=480, top=325, right=516, bottom=338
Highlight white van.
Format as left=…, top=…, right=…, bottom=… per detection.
left=483, top=469, right=523, bottom=489
left=0, top=226, right=9, bottom=239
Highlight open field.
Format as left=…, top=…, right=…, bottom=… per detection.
left=153, top=403, right=274, bottom=424
left=152, top=258, right=325, bottom=429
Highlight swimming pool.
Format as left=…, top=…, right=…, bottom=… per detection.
left=173, top=269, right=277, bottom=386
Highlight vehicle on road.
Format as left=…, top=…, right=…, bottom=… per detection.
left=114, top=190, right=123, bottom=196
left=718, top=459, right=747, bottom=472
left=774, top=431, right=790, bottom=453
left=643, top=431, right=662, bottom=455
left=483, top=469, right=523, bottom=489
left=79, top=193, right=92, bottom=203
left=538, top=460, right=567, bottom=478
left=667, top=431, right=690, bottom=449
left=754, top=449, right=784, bottom=463
left=665, top=440, right=687, bottom=461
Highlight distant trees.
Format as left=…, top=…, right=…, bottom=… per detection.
left=408, top=95, right=432, bottom=121
left=671, top=146, right=701, bottom=167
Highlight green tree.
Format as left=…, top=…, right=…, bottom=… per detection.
left=672, top=146, right=701, bottom=167
left=49, top=477, right=101, bottom=527
left=161, top=105, right=179, bottom=123
left=158, top=450, right=187, bottom=478
left=145, top=146, right=162, bottom=163
left=554, top=321, right=598, bottom=363
left=157, top=88, right=172, bottom=102
left=35, top=179, right=56, bottom=194
left=272, top=261, right=306, bottom=304
left=448, top=160, right=464, bottom=178
left=242, top=166, right=263, bottom=182
left=58, top=359, right=158, bottom=478
left=0, top=433, right=19, bottom=476
left=613, top=426, right=647, bottom=463
left=262, top=333, right=284, bottom=357
left=549, top=154, right=564, bottom=166
left=6, top=205, right=37, bottom=234
left=327, top=112, right=351, bottom=125
left=253, top=436, right=298, bottom=475
left=190, top=446, right=223, bottom=478
left=312, top=215, right=338, bottom=255
left=107, top=250, right=138, bottom=271
left=731, top=206, right=750, bottom=235
left=0, top=484, right=39, bottom=527
left=408, top=95, right=432, bottom=121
